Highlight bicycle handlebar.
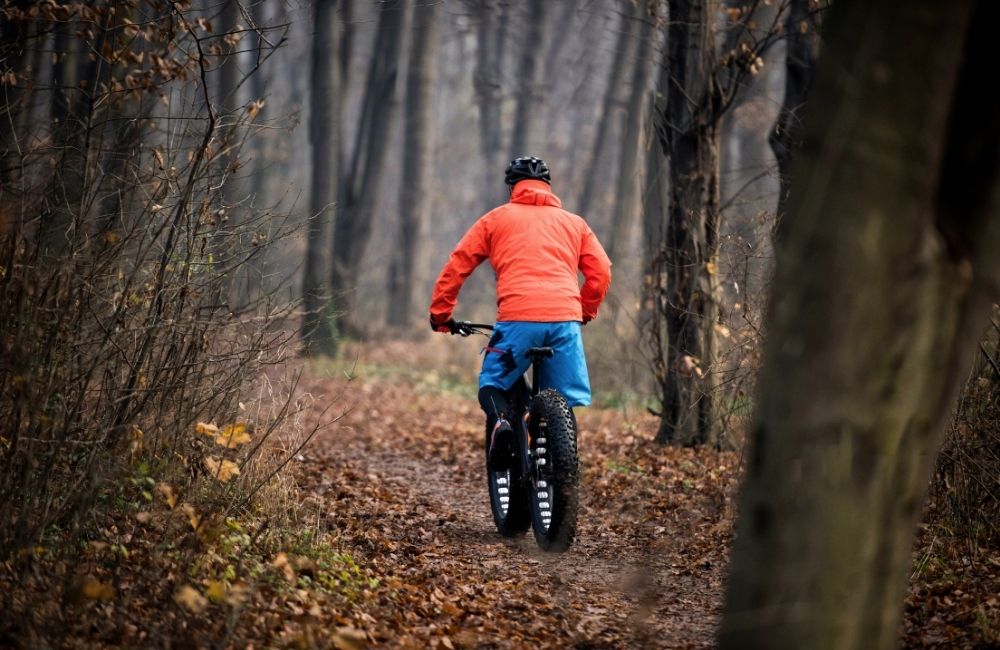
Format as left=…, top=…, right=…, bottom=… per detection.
left=452, top=321, right=493, bottom=337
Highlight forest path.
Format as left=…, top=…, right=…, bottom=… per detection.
left=293, top=344, right=739, bottom=648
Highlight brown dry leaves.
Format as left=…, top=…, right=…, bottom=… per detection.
left=290, top=359, right=740, bottom=648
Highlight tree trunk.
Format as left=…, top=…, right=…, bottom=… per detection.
left=302, top=0, right=339, bottom=353
left=640, top=42, right=670, bottom=338
left=472, top=0, right=506, bottom=209
left=47, top=16, right=97, bottom=246
left=0, top=1, right=33, bottom=185
left=768, top=0, right=822, bottom=227
left=508, top=0, right=549, bottom=157
left=577, top=1, right=638, bottom=219
left=387, top=1, right=439, bottom=326
left=720, top=1, right=1000, bottom=647
left=249, top=0, right=269, bottom=205
left=654, top=0, right=722, bottom=446
left=607, top=1, right=656, bottom=278
left=331, top=0, right=406, bottom=335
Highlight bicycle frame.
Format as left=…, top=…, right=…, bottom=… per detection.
left=453, top=321, right=548, bottom=483
left=511, top=348, right=555, bottom=482
left=454, top=320, right=579, bottom=550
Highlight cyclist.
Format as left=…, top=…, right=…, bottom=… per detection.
left=429, top=156, right=612, bottom=470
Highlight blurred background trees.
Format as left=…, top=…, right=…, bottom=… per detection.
left=284, top=0, right=818, bottom=439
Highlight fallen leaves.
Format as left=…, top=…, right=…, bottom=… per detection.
left=331, top=627, right=367, bottom=650
left=81, top=575, right=115, bottom=601
left=181, top=503, right=201, bottom=531
left=195, top=421, right=219, bottom=437
left=156, top=482, right=177, bottom=509
left=6, top=352, right=991, bottom=649
left=205, top=580, right=227, bottom=604
left=204, top=456, right=240, bottom=482
left=272, top=552, right=295, bottom=582
left=215, top=422, right=252, bottom=448
left=196, top=421, right=252, bottom=448
left=174, top=585, right=208, bottom=613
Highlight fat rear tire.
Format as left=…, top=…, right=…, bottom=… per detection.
left=488, top=463, right=530, bottom=537
left=528, top=389, right=579, bottom=552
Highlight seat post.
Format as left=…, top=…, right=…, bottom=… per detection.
left=526, top=347, right=554, bottom=396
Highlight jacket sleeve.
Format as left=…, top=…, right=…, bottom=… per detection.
left=578, top=224, right=612, bottom=322
left=429, top=217, right=491, bottom=321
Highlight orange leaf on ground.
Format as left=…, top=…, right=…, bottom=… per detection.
left=156, top=482, right=177, bottom=509
left=215, top=422, right=251, bottom=448
left=195, top=421, right=219, bottom=437
left=180, top=503, right=200, bottom=530
left=82, top=575, right=115, bottom=601
left=174, top=585, right=207, bottom=613
left=204, top=457, right=240, bottom=482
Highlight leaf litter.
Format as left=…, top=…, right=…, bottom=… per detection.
left=1, top=338, right=995, bottom=647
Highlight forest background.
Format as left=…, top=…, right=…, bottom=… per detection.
left=1, top=0, right=999, bottom=647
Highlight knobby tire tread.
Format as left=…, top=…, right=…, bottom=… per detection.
left=530, top=389, right=579, bottom=552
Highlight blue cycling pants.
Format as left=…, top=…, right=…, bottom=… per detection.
left=478, top=321, right=591, bottom=407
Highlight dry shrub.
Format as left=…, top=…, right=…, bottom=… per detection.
left=0, top=0, right=302, bottom=560
left=933, top=308, right=1000, bottom=547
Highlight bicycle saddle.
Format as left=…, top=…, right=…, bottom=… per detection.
left=526, top=347, right=554, bottom=359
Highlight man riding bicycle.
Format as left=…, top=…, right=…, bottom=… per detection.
left=429, top=156, right=612, bottom=470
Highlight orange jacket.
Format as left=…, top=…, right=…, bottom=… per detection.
left=430, top=180, right=612, bottom=323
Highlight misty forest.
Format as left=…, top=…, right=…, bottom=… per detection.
left=2, top=0, right=999, bottom=647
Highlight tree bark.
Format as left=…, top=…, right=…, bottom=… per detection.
left=508, top=0, right=549, bottom=157
left=768, top=0, right=822, bottom=227
left=607, top=1, right=657, bottom=277
left=472, top=0, right=506, bottom=209
left=720, top=1, right=1000, bottom=647
left=577, top=1, right=638, bottom=219
left=654, top=0, right=722, bottom=446
left=331, top=0, right=406, bottom=334
left=0, top=1, right=33, bottom=185
left=302, top=0, right=339, bottom=353
left=640, top=40, right=670, bottom=343
left=387, top=1, right=439, bottom=326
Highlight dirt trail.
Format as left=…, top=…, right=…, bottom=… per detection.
left=293, top=358, right=739, bottom=649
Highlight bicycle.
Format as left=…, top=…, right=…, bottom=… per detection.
left=451, top=321, right=580, bottom=552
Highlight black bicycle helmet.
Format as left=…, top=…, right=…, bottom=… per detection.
left=504, top=156, right=551, bottom=187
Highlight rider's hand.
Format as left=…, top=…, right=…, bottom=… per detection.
left=430, top=315, right=457, bottom=334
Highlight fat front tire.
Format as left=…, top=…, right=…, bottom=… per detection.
left=528, top=389, right=579, bottom=552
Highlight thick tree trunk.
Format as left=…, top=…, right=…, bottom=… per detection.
left=387, top=1, right=439, bottom=326
left=472, top=0, right=506, bottom=209
left=508, top=0, right=549, bottom=157
left=302, top=0, right=339, bottom=353
left=331, top=0, right=406, bottom=334
left=720, top=1, right=1000, bottom=647
left=607, top=1, right=656, bottom=279
left=655, top=0, right=722, bottom=446
left=577, top=1, right=638, bottom=219
left=768, top=0, right=822, bottom=226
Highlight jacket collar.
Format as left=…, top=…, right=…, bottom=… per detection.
left=509, top=179, right=562, bottom=207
